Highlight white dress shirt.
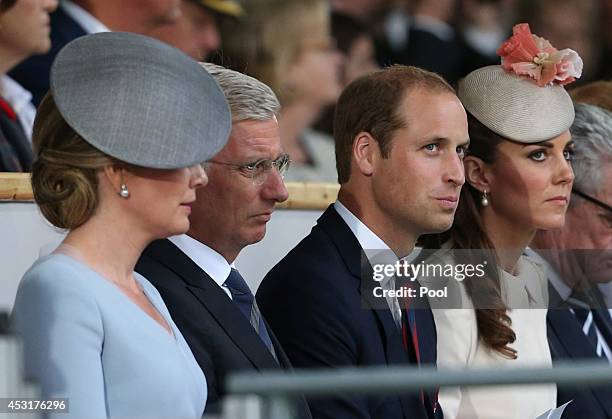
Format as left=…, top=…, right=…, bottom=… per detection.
left=0, top=76, right=36, bottom=141
left=168, top=234, right=233, bottom=300
left=61, top=0, right=110, bottom=34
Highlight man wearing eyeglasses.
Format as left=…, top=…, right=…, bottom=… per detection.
left=530, top=103, right=612, bottom=419
left=135, top=64, right=311, bottom=418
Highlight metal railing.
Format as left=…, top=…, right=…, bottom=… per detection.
left=223, top=362, right=612, bottom=419
left=0, top=335, right=40, bottom=419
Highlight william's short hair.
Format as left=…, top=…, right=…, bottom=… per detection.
left=334, top=65, right=455, bottom=183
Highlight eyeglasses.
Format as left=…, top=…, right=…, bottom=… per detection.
left=572, top=188, right=612, bottom=213
left=205, top=153, right=291, bottom=185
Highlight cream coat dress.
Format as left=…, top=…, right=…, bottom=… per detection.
left=420, top=249, right=556, bottom=419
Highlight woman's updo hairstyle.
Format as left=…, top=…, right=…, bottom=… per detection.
left=31, top=92, right=119, bottom=230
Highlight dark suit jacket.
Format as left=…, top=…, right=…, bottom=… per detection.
left=257, top=205, right=439, bottom=419
left=547, top=284, right=612, bottom=418
left=9, top=6, right=87, bottom=106
left=135, top=239, right=311, bottom=418
left=0, top=100, right=32, bottom=172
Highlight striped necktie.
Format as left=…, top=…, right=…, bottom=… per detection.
left=224, top=269, right=277, bottom=360
left=567, top=291, right=607, bottom=358
left=399, top=279, right=439, bottom=416
left=571, top=307, right=603, bottom=356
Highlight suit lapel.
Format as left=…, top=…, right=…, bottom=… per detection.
left=142, top=239, right=279, bottom=370
left=548, top=309, right=612, bottom=412
left=547, top=309, right=597, bottom=360
left=318, top=207, right=409, bottom=364
left=547, top=285, right=598, bottom=359
left=317, top=206, right=423, bottom=419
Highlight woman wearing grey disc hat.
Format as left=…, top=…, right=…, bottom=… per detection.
left=417, top=23, right=581, bottom=419
left=11, top=32, right=231, bottom=418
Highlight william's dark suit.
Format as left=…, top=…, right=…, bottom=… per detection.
left=9, top=6, right=87, bottom=106
left=257, top=205, right=439, bottom=419
left=547, top=284, right=612, bottom=418
left=135, top=239, right=311, bottom=418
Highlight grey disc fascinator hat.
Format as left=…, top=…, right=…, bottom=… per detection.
left=458, top=23, right=583, bottom=143
left=50, top=32, right=231, bottom=169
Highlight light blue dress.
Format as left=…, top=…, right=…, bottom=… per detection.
left=11, top=253, right=207, bottom=419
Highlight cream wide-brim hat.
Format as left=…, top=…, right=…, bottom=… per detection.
left=458, top=65, right=574, bottom=143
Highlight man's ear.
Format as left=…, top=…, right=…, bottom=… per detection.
left=352, top=132, right=378, bottom=176
left=464, top=155, right=492, bottom=192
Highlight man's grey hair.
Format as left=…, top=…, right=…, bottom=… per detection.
left=570, top=103, right=612, bottom=204
left=200, top=63, right=280, bottom=122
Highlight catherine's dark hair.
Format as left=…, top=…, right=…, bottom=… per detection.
left=422, top=111, right=517, bottom=359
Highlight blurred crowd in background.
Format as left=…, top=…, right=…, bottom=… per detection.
left=1, top=0, right=611, bottom=181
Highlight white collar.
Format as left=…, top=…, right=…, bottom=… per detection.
left=524, top=247, right=572, bottom=300
left=0, top=76, right=35, bottom=140
left=1, top=76, right=32, bottom=111
left=334, top=200, right=390, bottom=252
left=61, top=0, right=110, bottom=34
left=333, top=200, right=422, bottom=264
left=168, top=234, right=232, bottom=289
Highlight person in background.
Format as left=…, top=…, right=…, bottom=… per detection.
left=455, top=0, right=518, bottom=70
left=258, top=65, right=470, bottom=419
left=314, top=12, right=379, bottom=136
left=530, top=103, right=612, bottom=419
left=419, top=23, right=579, bottom=419
left=0, top=0, right=57, bottom=171
left=219, top=0, right=343, bottom=182
left=374, top=0, right=466, bottom=84
left=523, top=0, right=602, bottom=84
left=331, top=12, right=380, bottom=88
left=330, top=0, right=389, bottom=23
left=598, top=0, right=612, bottom=79
left=151, top=0, right=244, bottom=61
left=11, top=32, right=231, bottom=418
left=458, top=0, right=515, bottom=61
left=570, top=80, right=612, bottom=111
left=136, top=63, right=312, bottom=418
left=9, top=0, right=182, bottom=106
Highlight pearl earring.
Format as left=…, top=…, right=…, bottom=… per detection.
left=481, top=190, right=489, bottom=207
left=119, top=184, right=130, bottom=199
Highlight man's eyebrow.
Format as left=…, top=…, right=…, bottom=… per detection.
left=241, top=154, right=284, bottom=164
left=419, top=137, right=470, bottom=145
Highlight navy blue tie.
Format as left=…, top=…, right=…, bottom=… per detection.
left=224, top=269, right=276, bottom=358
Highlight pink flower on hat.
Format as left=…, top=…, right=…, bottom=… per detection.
left=496, top=23, right=583, bottom=87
